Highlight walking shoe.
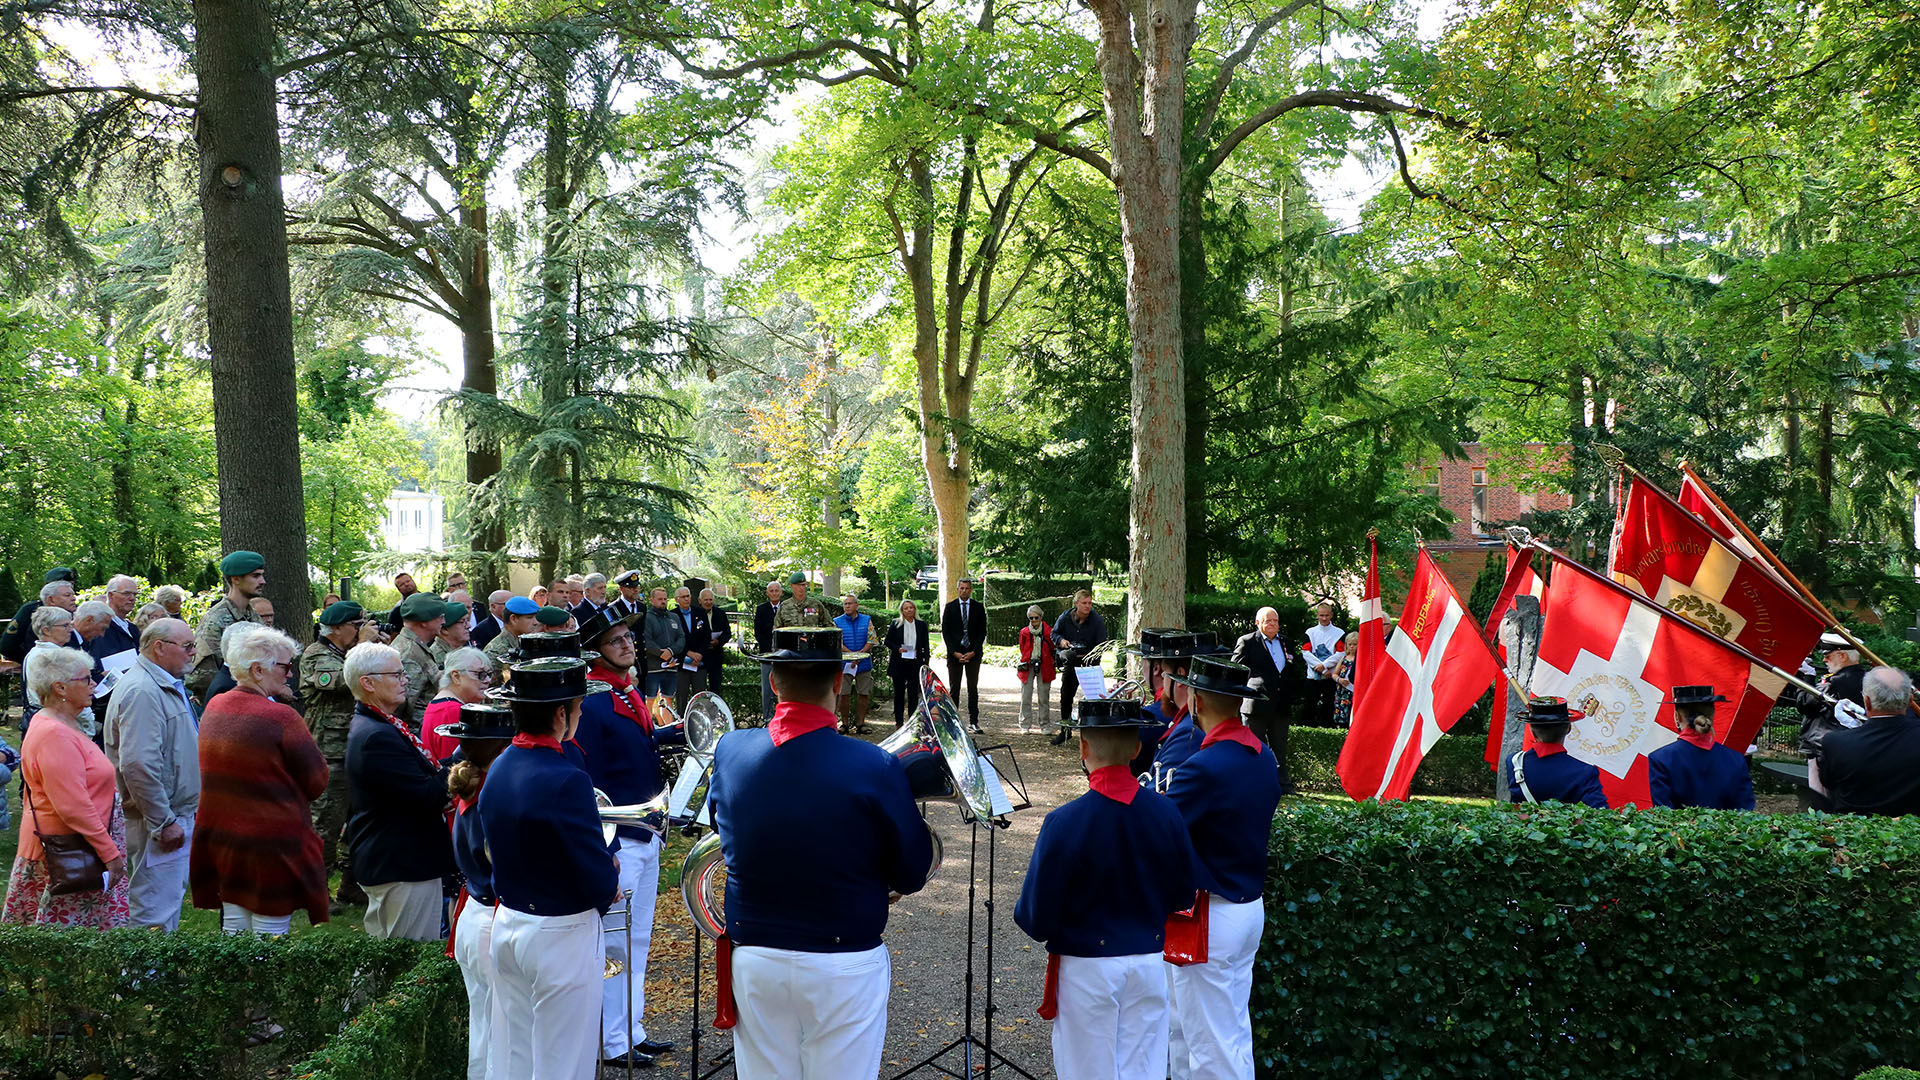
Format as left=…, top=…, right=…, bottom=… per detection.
left=601, top=1051, right=656, bottom=1069
left=636, top=1038, right=676, bottom=1055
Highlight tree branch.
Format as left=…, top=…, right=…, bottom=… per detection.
left=1200, top=88, right=1498, bottom=184
left=1193, top=1, right=1316, bottom=143
left=0, top=84, right=193, bottom=108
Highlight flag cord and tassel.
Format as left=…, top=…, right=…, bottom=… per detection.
left=1522, top=538, right=1833, bottom=704
left=1677, top=460, right=1891, bottom=670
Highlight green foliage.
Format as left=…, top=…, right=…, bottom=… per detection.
left=0, top=569, right=17, bottom=616
left=1255, top=801, right=1920, bottom=1077
left=0, top=928, right=456, bottom=1080
left=1285, top=726, right=1495, bottom=799
left=1465, top=552, right=1507, bottom=624
left=303, top=414, right=420, bottom=587
left=1856, top=1070, right=1920, bottom=1080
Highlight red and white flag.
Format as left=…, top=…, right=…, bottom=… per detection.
left=1611, top=475, right=1825, bottom=673
left=1532, top=550, right=1789, bottom=808
left=1482, top=545, right=1546, bottom=771
left=1676, top=467, right=1782, bottom=580
left=1338, top=542, right=1501, bottom=801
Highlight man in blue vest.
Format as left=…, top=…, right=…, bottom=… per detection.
left=481, top=656, right=620, bottom=1080
left=709, top=626, right=935, bottom=1079
left=1505, top=697, right=1609, bottom=808
left=574, top=606, right=685, bottom=1068
left=1016, top=696, right=1198, bottom=1080
left=834, top=594, right=876, bottom=734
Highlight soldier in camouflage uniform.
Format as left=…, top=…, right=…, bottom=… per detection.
left=483, top=596, right=541, bottom=678
left=301, top=601, right=374, bottom=910
left=776, top=571, right=835, bottom=628
left=391, top=592, right=445, bottom=723
left=188, top=551, right=265, bottom=700
left=429, top=600, right=470, bottom=666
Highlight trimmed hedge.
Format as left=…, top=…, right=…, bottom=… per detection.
left=0, top=928, right=459, bottom=1080
left=1858, top=1070, right=1920, bottom=1080
left=1257, top=801, right=1920, bottom=1078
left=1287, top=725, right=1496, bottom=798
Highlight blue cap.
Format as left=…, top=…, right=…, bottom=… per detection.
left=504, top=596, right=539, bottom=616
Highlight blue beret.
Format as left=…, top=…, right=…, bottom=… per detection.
left=504, top=596, right=539, bottom=616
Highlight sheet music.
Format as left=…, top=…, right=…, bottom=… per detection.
left=978, top=752, right=1016, bottom=818
left=1076, top=666, right=1107, bottom=699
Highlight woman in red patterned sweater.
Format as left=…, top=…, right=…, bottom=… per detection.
left=190, top=623, right=330, bottom=934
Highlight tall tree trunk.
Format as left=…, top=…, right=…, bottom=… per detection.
left=1178, top=184, right=1209, bottom=595
left=458, top=104, right=502, bottom=589
left=822, top=332, right=844, bottom=598
left=1087, top=0, right=1194, bottom=643
left=194, top=0, right=311, bottom=643
left=899, top=149, right=973, bottom=605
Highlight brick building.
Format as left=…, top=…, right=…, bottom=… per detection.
left=1420, top=443, right=1572, bottom=599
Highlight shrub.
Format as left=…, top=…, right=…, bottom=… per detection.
left=1287, top=725, right=1495, bottom=798
left=1857, top=1069, right=1920, bottom=1080
left=291, top=950, right=466, bottom=1080
left=1256, top=801, right=1920, bottom=1078
left=0, top=928, right=458, bottom=1080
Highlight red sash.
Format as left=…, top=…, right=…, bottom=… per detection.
left=1164, top=890, right=1210, bottom=966
left=713, top=932, right=739, bottom=1029
left=1037, top=953, right=1063, bottom=1019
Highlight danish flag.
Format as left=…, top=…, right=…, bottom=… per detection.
left=1337, top=541, right=1501, bottom=801
left=1482, top=544, right=1546, bottom=771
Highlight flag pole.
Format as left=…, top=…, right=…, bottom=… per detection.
left=1524, top=539, right=1831, bottom=702
left=1678, top=460, right=1892, bottom=669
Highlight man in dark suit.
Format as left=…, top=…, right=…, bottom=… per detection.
left=471, top=590, right=509, bottom=650
left=699, top=588, right=732, bottom=695
left=942, top=578, right=988, bottom=732
left=606, top=570, right=645, bottom=621
left=1230, top=606, right=1295, bottom=793
left=753, top=580, right=782, bottom=719
left=1813, top=667, right=1920, bottom=816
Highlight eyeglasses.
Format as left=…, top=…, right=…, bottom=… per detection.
left=367, top=669, right=406, bottom=680
left=601, top=632, right=634, bottom=647
left=460, top=668, right=493, bottom=682
left=271, top=661, right=295, bottom=674
left=166, top=639, right=196, bottom=651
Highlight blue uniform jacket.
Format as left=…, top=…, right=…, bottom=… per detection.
left=573, top=678, right=684, bottom=842
left=710, top=720, right=933, bottom=952
left=450, top=799, right=495, bottom=904
left=1163, top=727, right=1281, bottom=904
left=479, top=740, right=620, bottom=917
left=1506, top=747, right=1608, bottom=808
left=1015, top=773, right=1198, bottom=957
left=1648, top=739, right=1754, bottom=810
left=1151, top=708, right=1200, bottom=783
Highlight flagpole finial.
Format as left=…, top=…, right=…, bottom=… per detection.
left=1505, top=526, right=1532, bottom=548
left=1595, top=444, right=1627, bottom=470
left=1366, top=527, right=1379, bottom=540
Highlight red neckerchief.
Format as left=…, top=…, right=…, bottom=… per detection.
left=769, top=701, right=839, bottom=746
left=511, top=732, right=564, bottom=754
left=591, top=662, right=655, bottom=734
left=1087, top=764, right=1138, bottom=805
left=1158, top=703, right=1189, bottom=743
left=1198, top=716, right=1263, bottom=752
left=372, top=705, right=435, bottom=764
left=1534, top=742, right=1568, bottom=757
left=1677, top=729, right=1715, bottom=749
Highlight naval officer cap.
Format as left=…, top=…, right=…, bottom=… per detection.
left=220, top=550, right=266, bottom=577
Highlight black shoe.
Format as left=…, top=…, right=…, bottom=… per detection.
left=636, top=1038, right=676, bottom=1055
left=602, top=1051, right=656, bottom=1069
left=1049, top=728, right=1068, bottom=746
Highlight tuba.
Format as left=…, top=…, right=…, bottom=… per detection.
left=680, top=683, right=983, bottom=940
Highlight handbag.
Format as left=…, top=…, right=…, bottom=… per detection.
left=22, top=775, right=110, bottom=896
left=1164, top=889, right=1210, bottom=966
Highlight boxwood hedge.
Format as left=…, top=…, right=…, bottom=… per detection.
left=0, top=928, right=460, bottom=1080
left=1257, top=801, right=1920, bottom=1078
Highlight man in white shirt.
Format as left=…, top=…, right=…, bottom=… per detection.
left=1300, top=602, right=1345, bottom=728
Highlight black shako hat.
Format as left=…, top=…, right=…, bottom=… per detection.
left=1166, top=654, right=1261, bottom=699
left=575, top=607, right=641, bottom=649
left=492, top=656, right=609, bottom=702
left=1072, top=697, right=1153, bottom=728
left=1524, top=696, right=1586, bottom=725
left=515, top=631, right=582, bottom=661
left=1663, top=685, right=1728, bottom=707
left=434, top=701, right=516, bottom=741
left=1128, top=627, right=1199, bottom=661
left=748, top=626, right=858, bottom=663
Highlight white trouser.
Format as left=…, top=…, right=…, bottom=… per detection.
left=1168, top=897, right=1264, bottom=1080
left=732, top=943, right=891, bottom=1080
left=1019, top=677, right=1054, bottom=729
left=220, top=903, right=293, bottom=936
left=363, top=879, right=443, bottom=941
left=602, top=834, right=661, bottom=1056
left=1051, top=953, right=1169, bottom=1080
left=126, top=815, right=191, bottom=932
left=1166, top=963, right=1187, bottom=1077
left=492, top=906, right=603, bottom=1080
left=453, top=900, right=504, bottom=1080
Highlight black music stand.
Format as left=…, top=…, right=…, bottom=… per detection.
left=890, top=744, right=1037, bottom=1080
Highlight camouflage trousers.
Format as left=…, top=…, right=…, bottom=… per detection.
left=313, top=757, right=350, bottom=874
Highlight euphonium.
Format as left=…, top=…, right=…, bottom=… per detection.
left=596, top=787, right=671, bottom=845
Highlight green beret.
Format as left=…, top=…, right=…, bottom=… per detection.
left=319, top=601, right=365, bottom=626
left=534, top=605, right=572, bottom=627
left=788, top=571, right=808, bottom=585
left=396, top=592, right=446, bottom=622
left=43, top=566, right=75, bottom=584
left=220, top=550, right=266, bottom=577
left=442, top=600, right=470, bottom=623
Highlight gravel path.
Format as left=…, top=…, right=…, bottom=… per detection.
left=618, top=662, right=1083, bottom=1080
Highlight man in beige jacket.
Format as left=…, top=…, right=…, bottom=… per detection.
left=104, top=618, right=203, bottom=931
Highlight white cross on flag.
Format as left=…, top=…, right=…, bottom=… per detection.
left=1337, top=542, right=1501, bottom=801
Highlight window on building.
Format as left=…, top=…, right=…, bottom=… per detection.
left=1422, top=467, right=1441, bottom=501
left=413, top=509, right=423, bottom=531
left=1471, top=468, right=1489, bottom=533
